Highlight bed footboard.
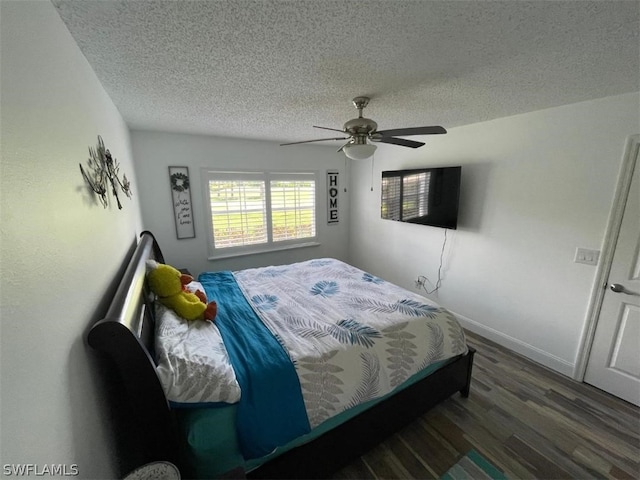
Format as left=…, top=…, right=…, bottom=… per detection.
left=250, top=347, right=475, bottom=479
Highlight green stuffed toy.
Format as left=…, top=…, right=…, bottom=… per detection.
left=146, top=260, right=217, bottom=322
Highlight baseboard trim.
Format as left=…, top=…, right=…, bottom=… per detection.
left=452, top=311, right=575, bottom=378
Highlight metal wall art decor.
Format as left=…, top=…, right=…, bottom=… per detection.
left=79, top=135, right=132, bottom=209
left=169, top=166, right=195, bottom=239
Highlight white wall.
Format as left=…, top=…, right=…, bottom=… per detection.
left=131, top=130, right=350, bottom=274
left=0, top=1, right=143, bottom=478
left=348, top=93, right=639, bottom=377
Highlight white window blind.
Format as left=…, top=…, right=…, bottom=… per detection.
left=382, top=171, right=430, bottom=221
left=204, top=170, right=317, bottom=256
left=270, top=179, right=316, bottom=241
left=209, top=179, right=267, bottom=248
left=402, top=172, right=430, bottom=220
left=381, top=175, right=402, bottom=220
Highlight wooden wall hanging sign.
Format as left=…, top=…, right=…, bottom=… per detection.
left=169, top=166, right=195, bottom=239
left=327, top=170, right=339, bottom=224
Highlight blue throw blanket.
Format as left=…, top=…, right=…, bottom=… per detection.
left=198, top=271, right=310, bottom=459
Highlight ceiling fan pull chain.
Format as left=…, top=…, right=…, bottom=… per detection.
left=370, top=154, right=375, bottom=192
left=344, top=156, right=348, bottom=192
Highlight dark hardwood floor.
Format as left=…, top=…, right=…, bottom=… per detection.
left=331, top=331, right=640, bottom=479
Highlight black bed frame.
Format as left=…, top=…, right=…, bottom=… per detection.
left=88, top=231, right=475, bottom=479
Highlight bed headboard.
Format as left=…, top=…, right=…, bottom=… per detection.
left=88, top=231, right=179, bottom=471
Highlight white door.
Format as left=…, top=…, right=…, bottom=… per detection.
left=584, top=138, right=640, bottom=406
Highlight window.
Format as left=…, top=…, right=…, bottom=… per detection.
left=203, top=170, right=317, bottom=257
left=402, top=172, right=430, bottom=220
left=381, top=175, right=401, bottom=220
left=381, top=171, right=430, bottom=222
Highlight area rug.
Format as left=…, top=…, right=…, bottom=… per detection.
left=440, top=449, right=507, bottom=480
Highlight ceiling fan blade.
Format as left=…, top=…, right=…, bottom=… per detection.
left=280, top=137, right=349, bottom=146
left=313, top=125, right=346, bottom=133
left=377, top=137, right=425, bottom=148
left=376, top=126, right=447, bottom=137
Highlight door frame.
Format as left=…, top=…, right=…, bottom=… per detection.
left=574, top=134, right=640, bottom=381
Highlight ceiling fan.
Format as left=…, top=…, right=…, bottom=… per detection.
left=280, top=96, right=447, bottom=160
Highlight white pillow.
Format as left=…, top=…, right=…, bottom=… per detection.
left=184, top=280, right=205, bottom=295
left=154, top=303, right=241, bottom=406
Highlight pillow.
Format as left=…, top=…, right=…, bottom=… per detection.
left=154, top=303, right=241, bottom=406
left=184, top=280, right=205, bottom=295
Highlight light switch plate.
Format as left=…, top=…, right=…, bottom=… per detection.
left=574, top=247, right=600, bottom=266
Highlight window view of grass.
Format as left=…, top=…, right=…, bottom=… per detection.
left=271, top=180, right=315, bottom=241
left=402, top=172, right=429, bottom=220
left=209, top=179, right=315, bottom=249
left=210, top=180, right=266, bottom=248
left=381, top=176, right=401, bottom=220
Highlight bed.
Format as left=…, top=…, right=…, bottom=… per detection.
left=88, top=231, right=475, bottom=479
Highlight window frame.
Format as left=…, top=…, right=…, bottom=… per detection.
left=381, top=170, right=431, bottom=222
left=201, top=168, right=320, bottom=259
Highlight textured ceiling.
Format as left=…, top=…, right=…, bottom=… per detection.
left=52, top=0, right=639, bottom=145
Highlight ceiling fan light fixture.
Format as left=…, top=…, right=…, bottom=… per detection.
left=343, top=143, right=377, bottom=160
left=280, top=96, right=446, bottom=155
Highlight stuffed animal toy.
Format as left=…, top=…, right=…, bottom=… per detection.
left=146, top=260, right=217, bottom=322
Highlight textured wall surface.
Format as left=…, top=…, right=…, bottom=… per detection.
left=348, top=92, right=640, bottom=377
left=131, top=130, right=350, bottom=274
left=0, top=1, right=142, bottom=477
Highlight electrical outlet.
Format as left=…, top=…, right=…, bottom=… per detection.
left=574, top=247, right=600, bottom=266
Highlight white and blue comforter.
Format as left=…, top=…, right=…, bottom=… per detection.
left=198, top=258, right=467, bottom=459
left=233, top=258, right=467, bottom=428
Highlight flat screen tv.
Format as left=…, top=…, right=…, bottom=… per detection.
left=381, top=166, right=461, bottom=229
